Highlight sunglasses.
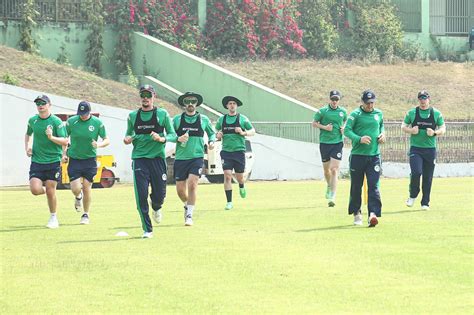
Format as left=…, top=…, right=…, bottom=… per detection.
left=183, top=98, right=198, bottom=105
left=35, top=100, right=47, bottom=106
left=330, top=97, right=340, bottom=101
left=140, top=91, right=153, bottom=99
left=418, top=95, right=428, bottom=100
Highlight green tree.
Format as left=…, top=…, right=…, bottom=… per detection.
left=18, top=0, right=39, bottom=54
left=84, top=0, right=105, bottom=74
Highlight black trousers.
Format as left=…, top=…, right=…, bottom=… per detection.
left=132, top=158, right=167, bottom=232
left=409, top=146, right=436, bottom=206
left=348, top=154, right=382, bottom=217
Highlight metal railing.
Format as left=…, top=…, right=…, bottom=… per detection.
left=430, top=0, right=473, bottom=35
left=253, top=121, right=474, bottom=163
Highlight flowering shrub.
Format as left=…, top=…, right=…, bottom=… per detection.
left=206, top=0, right=306, bottom=58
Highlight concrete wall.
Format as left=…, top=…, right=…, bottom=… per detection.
left=131, top=32, right=317, bottom=123
left=0, top=83, right=133, bottom=186
left=0, top=21, right=119, bottom=77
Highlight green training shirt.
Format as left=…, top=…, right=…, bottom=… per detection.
left=403, top=106, right=444, bottom=148
left=125, top=108, right=176, bottom=159
left=171, top=113, right=216, bottom=160
left=313, top=104, right=348, bottom=144
left=66, top=115, right=107, bottom=159
left=26, top=114, right=67, bottom=164
left=215, top=114, right=253, bottom=152
left=344, top=106, right=385, bottom=156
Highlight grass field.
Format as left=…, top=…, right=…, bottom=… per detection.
left=1, top=178, right=473, bottom=314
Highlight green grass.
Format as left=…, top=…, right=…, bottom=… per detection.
left=1, top=178, right=473, bottom=314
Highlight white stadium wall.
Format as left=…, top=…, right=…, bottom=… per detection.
left=0, top=83, right=472, bottom=186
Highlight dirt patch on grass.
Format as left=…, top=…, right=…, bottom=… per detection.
left=0, top=45, right=181, bottom=116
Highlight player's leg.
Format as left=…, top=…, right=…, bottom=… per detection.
left=185, top=174, right=200, bottom=226
left=348, top=155, right=365, bottom=225
left=420, top=148, right=436, bottom=209
left=320, top=143, right=331, bottom=199
left=29, top=162, right=45, bottom=195
left=366, top=155, right=382, bottom=227
left=221, top=151, right=235, bottom=210
left=45, top=179, right=59, bottom=228
left=149, top=157, right=167, bottom=224
left=68, top=159, right=84, bottom=212
left=327, top=142, right=343, bottom=206
left=132, top=159, right=153, bottom=237
left=408, top=147, right=423, bottom=206
left=79, top=162, right=97, bottom=224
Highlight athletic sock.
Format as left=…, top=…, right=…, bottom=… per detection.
left=239, top=183, right=244, bottom=189
left=186, top=205, right=194, bottom=217
left=225, top=190, right=232, bottom=202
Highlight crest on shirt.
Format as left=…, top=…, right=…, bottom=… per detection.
left=374, top=114, right=379, bottom=121
left=89, top=125, right=95, bottom=132
left=339, top=112, right=344, bottom=117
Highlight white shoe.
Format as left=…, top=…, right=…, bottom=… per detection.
left=353, top=212, right=363, bottom=226
left=421, top=205, right=430, bottom=210
left=406, top=197, right=415, bottom=207
left=74, top=192, right=83, bottom=212
left=185, top=215, right=193, bottom=226
left=46, top=216, right=59, bottom=229
left=80, top=214, right=90, bottom=225
left=152, top=209, right=162, bottom=224
left=142, top=232, right=153, bottom=238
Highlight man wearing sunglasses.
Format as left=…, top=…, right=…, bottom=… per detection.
left=65, top=101, right=109, bottom=225
left=402, top=90, right=445, bottom=210
left=312, top=90, right=347, bottom=207
left=172, top=92, right=216, bottom=226
left=25, top=95, right=68, bottom=229
left=344, top=90, right=385, bottom=227
left=123, top=85, right=176, bottom=238
left=215, top=96, right=255, bottom=211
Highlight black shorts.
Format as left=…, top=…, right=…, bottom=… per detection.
left=29, top=161, right=61, bottom=182
left=220, top=150, right=245, bottom=173
left=320, top=142, right=343, bottom=162
left=67, top=157, right=97, bottom=183
left=174, top=158, right=204, bottom=181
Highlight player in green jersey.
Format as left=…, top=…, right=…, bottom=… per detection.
left=171, top=92, right=216, bottom=226
left=344, top=90, right=386, bottom=227
left=401, top=90, right=445, bottom=210
left=312, top=90, right=348, bottom=207
left=123, top=85, right=176, bottom=238
left=65, top=101, right=110, bottom=224
left=25, top=95, right=68, bottom=229
left=215, top=96, right=255, bottom=210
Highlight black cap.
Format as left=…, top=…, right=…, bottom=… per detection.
left=361, top=90, right=376, bottom=103
left=77, top=101, right=91, bottom=115
left=178, top=92, right=203, bottom=107
left=329, top=90, right=341, bottom=100
left=417, top=90, right=430, bottom=98
left=139, top=84, right=155, bottom=94
left=222, top=96, right=243, bottom=108
left=34, top=94, right=51, bottom=104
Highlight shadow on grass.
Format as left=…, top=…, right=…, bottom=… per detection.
left=295, top=224, right=357, bottom=232
left=57, top=237, right=142, bottom=244
left=385, top=209, right=426, bottom=215
left=111, top=224, right=179, bottom=229
left=0, top=223, right=80, bottom=233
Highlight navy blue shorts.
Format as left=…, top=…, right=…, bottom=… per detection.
left=320, top=142, right=343, bottom=162
left=220, top=150, right=245, bottom=173
left=29, top=161, right=61, bottom=182
left=67, top=157, right=97, bottom=182
left=174, top=158, right=204, bottom=181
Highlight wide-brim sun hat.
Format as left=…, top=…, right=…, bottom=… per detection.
left=178, top=92, right=203, bottom=106
left=222, top=96, right=243, bottom=109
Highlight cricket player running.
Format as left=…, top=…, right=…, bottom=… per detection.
left=172, top=92, right=216, bottom=226
left=64, top=101, right=109, bottom=224
left=25, top=95, right=68, bottom=228
left=344, top=90, right=385, bottom=227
